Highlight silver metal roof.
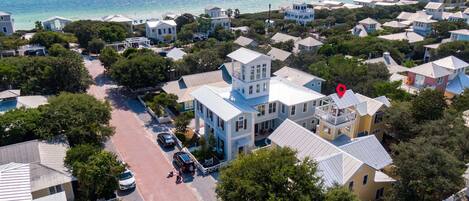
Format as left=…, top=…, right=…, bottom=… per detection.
left=0, top=163, right=32, bottom=201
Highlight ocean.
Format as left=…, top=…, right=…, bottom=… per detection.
left=3, top=0, right=305, bottom=30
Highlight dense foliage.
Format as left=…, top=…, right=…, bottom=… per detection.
left=63, top=20, right=129, bottom=48
left=0, top=50, right=92, bottom=94
left=0, top=108, right=42, bottom=146
left=29, top=31, right=77, bottom=48
left=216, top=147, right=325, bottom=201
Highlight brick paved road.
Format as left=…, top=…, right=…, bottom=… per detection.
left=85, top=57, right=200, bottom=201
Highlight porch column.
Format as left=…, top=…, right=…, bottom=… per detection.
left=226, top=122, right=233, bottom=161
left=194, top=101, right=200, bottom=133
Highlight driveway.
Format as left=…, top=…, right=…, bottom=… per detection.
left=85, top=57, right=201, bottom=201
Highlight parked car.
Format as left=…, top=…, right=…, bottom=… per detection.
left=157, top=133, right=176, bottom=147
left=118, top=169, right=136, bottom=190
left=173, top=152, right=195, bottom=173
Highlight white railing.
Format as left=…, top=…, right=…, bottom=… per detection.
left=182, top=147, right=229, bottom=175
left=315, top=106, right=356, bottom=126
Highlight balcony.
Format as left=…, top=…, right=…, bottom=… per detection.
left=315, top=104, right=357, bottom=127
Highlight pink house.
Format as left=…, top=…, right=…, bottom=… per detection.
left=405, top=62, right=451, bottom=93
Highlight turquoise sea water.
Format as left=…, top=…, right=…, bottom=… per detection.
left=3, top=0, right=304, bottom=30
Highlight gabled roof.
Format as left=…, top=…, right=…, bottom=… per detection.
left=205, top=5, right=222, bottom=11
left=43, top=16, right=71, bottom=23
left=364, top=53, right=408, bottom=74
left=448, top=11, right=465, bottom=19
left=267, top=47, right=292, bottom=62
left=329, top=90, right=362, bottom=109
left=383, top=20, right=408, bottom=29
left=425, top=2, right=444, bottom=10
left=355, top=93, right=390, bottom=116
left=162, top=70, right=229, bottom=103
left=413, top=18, right=437, bottom=23
left=396, top=11, right=432, bottom=22
left=446, top=73, right=469, bottom=95
left=432, top=56, right=469, bottom=70
left=339, top=135, right=393, bottom=170
left=0, top=89, right=20, bottom=99
left=296, top=37, right=323, bottom=47
left=234, top=36, right=254, bottom=47
left=0, top=163, right=32, bottom=201
left=166, top=48, right=186, bottom=61
left=359, top=17, right=379, bottom=25
left=191, top=86, right=258, bottom=120
left=378, top=31, right=424, bottom=43
left=449, top=29, right=469, bottom=36
left=102, top=14, right=133, bottom=23
left=269, top=120, right=393, bottom=187
left=408, top=63, right=451, bottom=78
left=351, top=24, right=368, bottom=37
left=271, top=32, right=300, bottom=43
left=0, top=11, right=11, bottom=16
left=227, top=48, right=270, bottom=64
left=146, top=20, right=177, bottom=28
left=273, top=66, right=325, bottom=86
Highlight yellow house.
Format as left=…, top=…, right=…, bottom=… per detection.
left=315, top=90, right=390, bottom=142
left=269, top=119, right=395, bottom=201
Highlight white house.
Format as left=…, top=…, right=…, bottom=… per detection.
left=0, top=11, right=14, bottom=36
left=42, top=16, right=72, bottom=32
left=424, top=2, right=445, bottom=20
left=145, top=20, right=177, bottom=43
left=273, top=66, right=325, bottom=93
left=295, top=37, right=323, bottom=53
left=284, top=2, right=315, bottom=25
left=412, top=18, right=437, bottom=36
left=449, top=29, right=469, bottom=41
left=204, top=6, right=231, bottom=33
left=351, top=18, right=382, bottom=37
left=191, top=48, right=325, bottom=161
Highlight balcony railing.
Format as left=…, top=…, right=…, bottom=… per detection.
left=315, top=105, right=357, bottom=126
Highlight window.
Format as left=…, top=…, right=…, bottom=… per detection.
left=241, top=67, right=246, bottom=80
left=291, top=106, right=296, bottom=116
left=249, top=86, right=253, bottom=94
left=363, top=175, right=368, bottom=185
left=312, top=100, right=316, bottom=107
left=2, top=27, right=6, bottom=33
left=168, top=28, right=172, bottom=34
left=49, top=185, right=63, bottom=194
left=208, top=110, right=213, bottom=122
left=375, top=188, right=384, bottom=199
left=281, top=104, right=286, bottom=113
left=257, top=105, right=266, bottom=116
left=348, top=181, right=354, bottom=191
left=303, top=103, right=308, bottom=112
left=217, top=117, right=225, bottom=130
left=256, top=84, right=260, bottom=93
left=256, top=65, right=261, bottom=79
left=236, top=116, right=245, bottom=132
left=436, top=77, right=444, bottom=84
left=374, top=111, right=384, bottom=124
left=263, top=83, right=267, bottom=91
left=302, top=122, right=306, bottom=128
left=242, top=88, right=245, bottom=94
left=250, top=66, right=255, bottom=80
left=158, top=29, right=162, bottom=35
left=262, top=64, right=267, bottom=78
left=268, top=102, right=277, bottom=113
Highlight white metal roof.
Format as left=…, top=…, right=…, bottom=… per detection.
left=383, top=20, right=408, bottom=28
left=449, top=29, right=469, bottom=35
left=425, top=2, right=444, bottom=9
left=234, top=36, right=254, bottom=47
left=146, top=20, right=176, bottom=28
left=339, top=135, right=393, bottom=169
left=166, top=48, right=186, bottom=61
left=0, top=11, right=11, bottom=16
left=191, top=86, right=257, bottom=120
left=355, top=94, right=390, bottom=116
left=267, top=47, right=292, bottom=62
left=408, top=63, right=452, bottom=78
left=0, top=163, right=32, bottom=201
left=359, top=17, right=379, bottom=25
left=0, top=89, right=20, bottom=99
left=378, top=31, right=424, bottom=43
left=227, top=47, right=270, bottom=64
left=43, top=16, right=72, bottom=23
left=295, top=37, right=323, bottom=47
left=268, top=119, right=365, bottom=187
left=374, top=171, right=396, bottom=182
left=102, top=14, right=133, bottom=23
left=329, top=90, right=361, bottom=109
left=433, top=56, right=469, bottom=70
left=271, top=32, right=300, bottom=43
left=274, top=66, right=325, bottom=86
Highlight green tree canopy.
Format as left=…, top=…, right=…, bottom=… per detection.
left=38, top=93, right=114, bottom=147
left=451, top=89, right=469, bottom=112
left=64, top=20, right=128, bottom=48
left=433, top=41, right=469, bottom=61
left=390, top=137, right=465, bottom=201
left=99, top=47, right=121, bottom=71
left=64, top=144, right=100, bottom=172
left=0, top=108, right=42, bottom=146
left=383, top=101, right=417, bottom=141
left=216, top=147, right=324, bottom=201
left=29, top=31, right=76, bottom=48
left=410, top=89, right=446, bottom=122
left=88, top=38, right=105, bottom=54
left=110, top=53, right=171, bottom=89
left=325, top=186, right=360, bottom=201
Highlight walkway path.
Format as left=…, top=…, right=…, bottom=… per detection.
left=85, top=57, right=200, bottom=201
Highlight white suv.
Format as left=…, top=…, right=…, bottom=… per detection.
left=118, top=169, right=136, bottom=190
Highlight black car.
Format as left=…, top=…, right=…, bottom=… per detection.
left=157, top=133, right=176, bottom=147
left=173, top=152, right=195, bottom=173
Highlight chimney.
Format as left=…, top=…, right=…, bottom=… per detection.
left=383, top=52, right=391, bottom=64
